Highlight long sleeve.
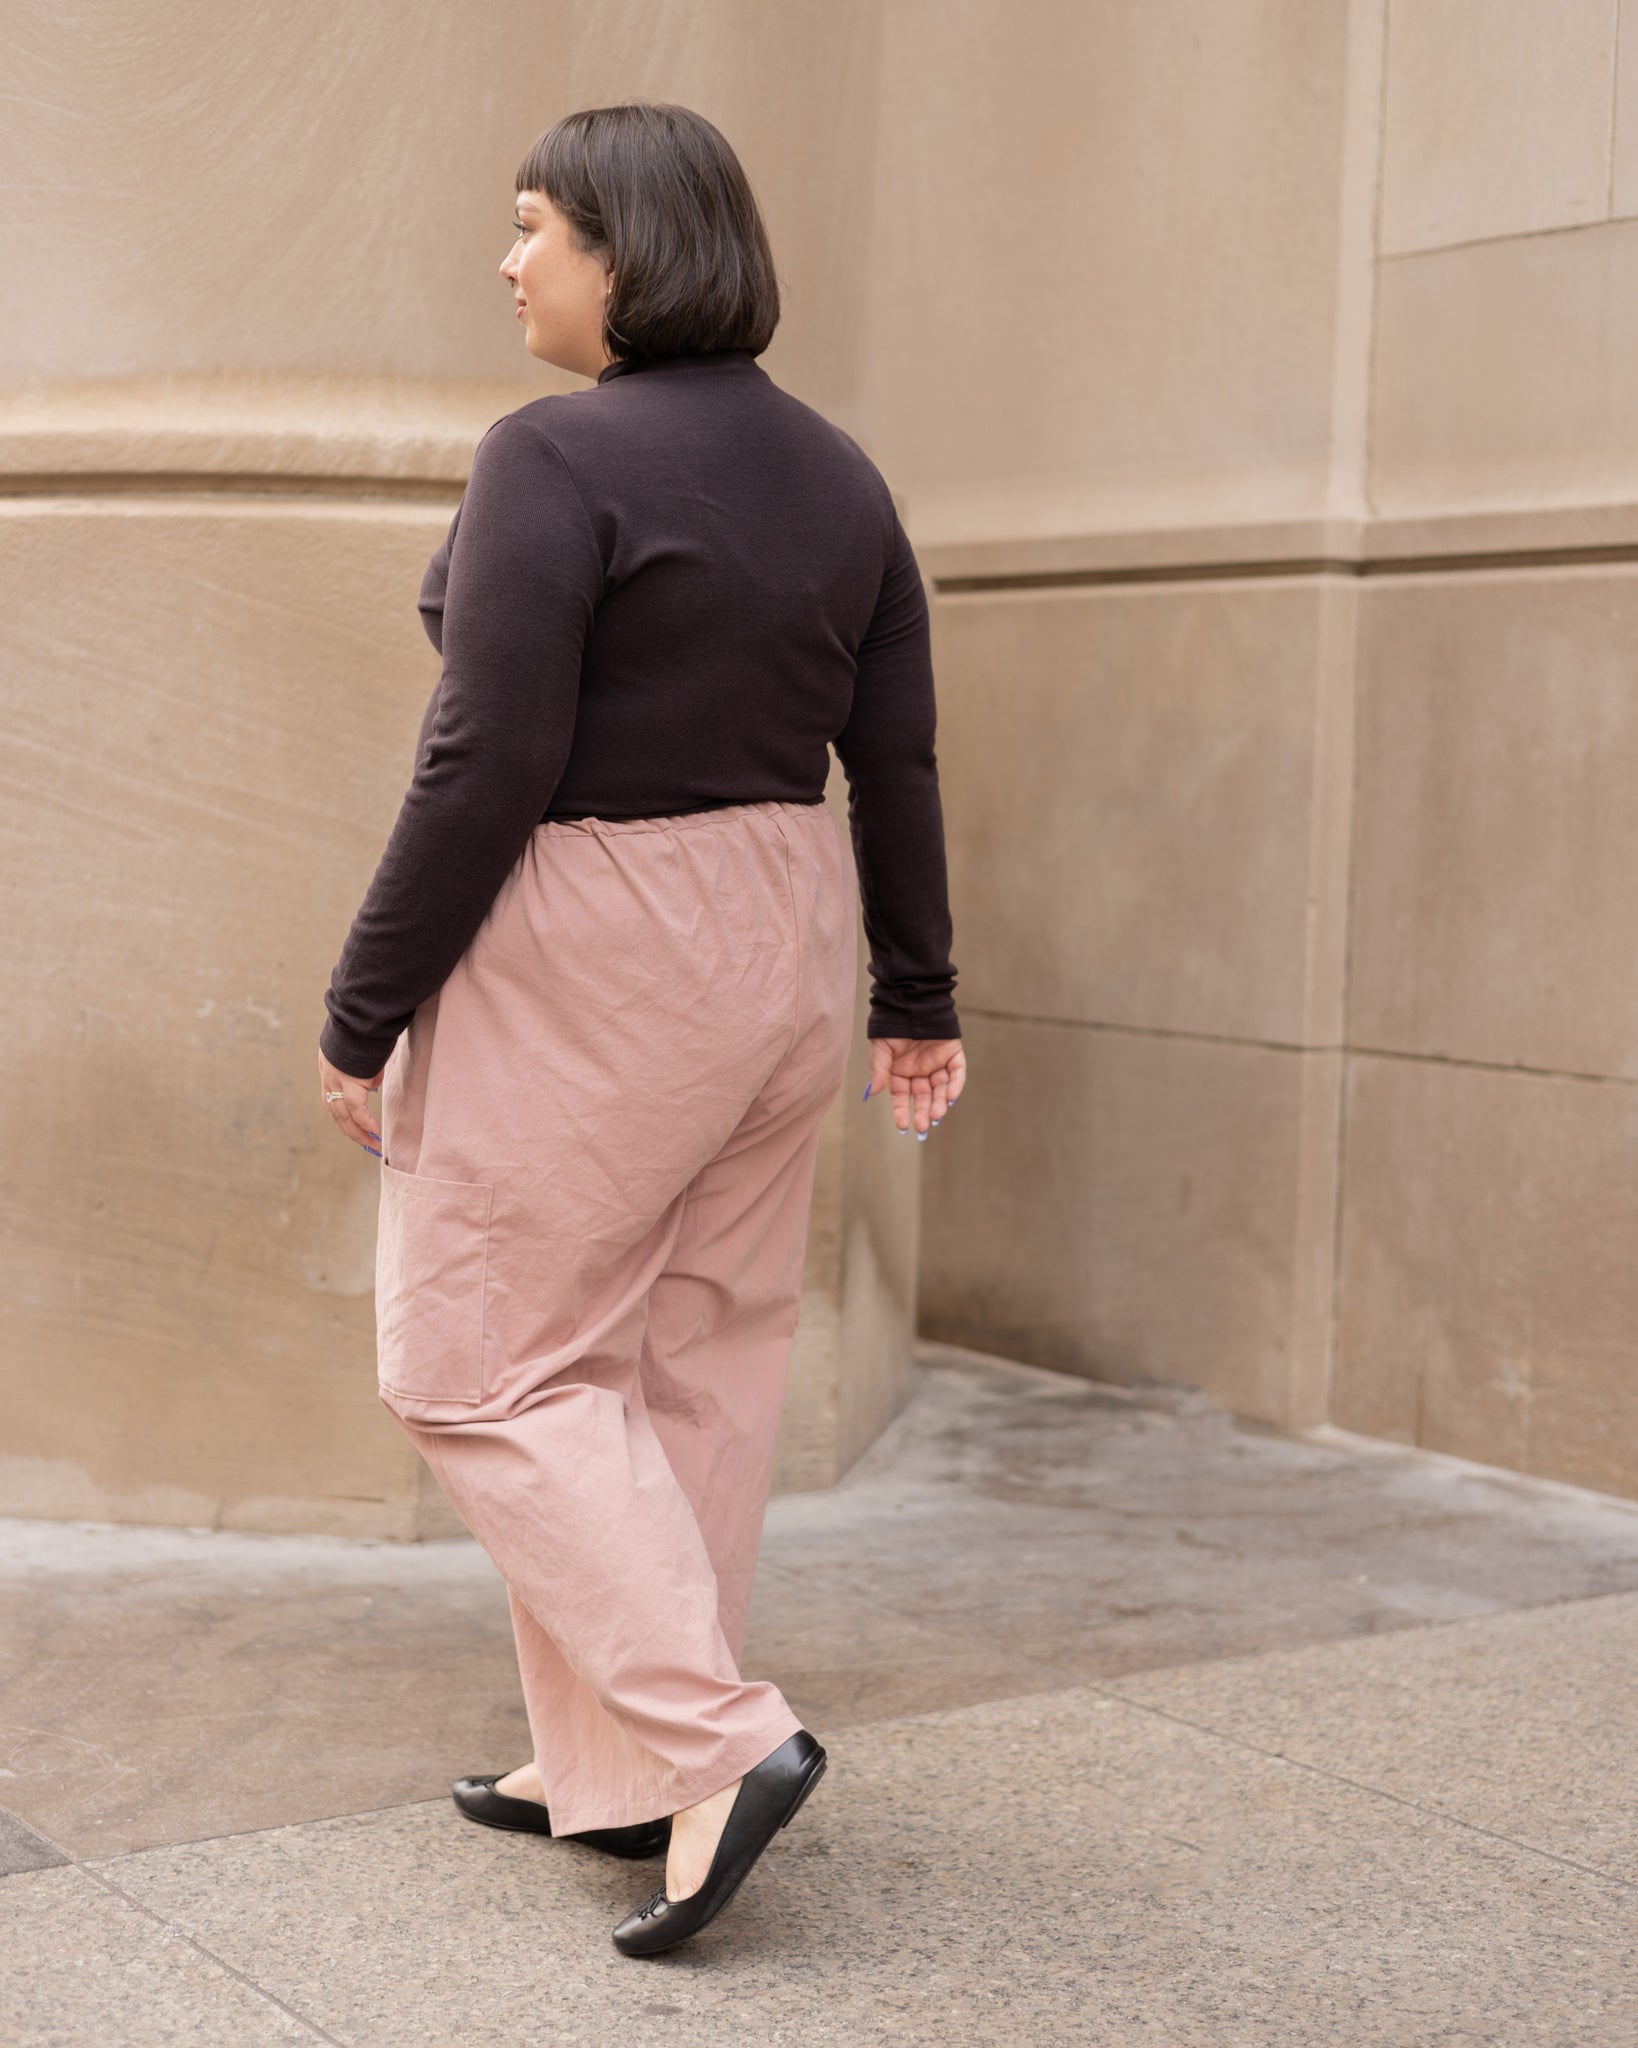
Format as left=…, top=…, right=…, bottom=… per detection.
left=319, top=412, right=604, bottom=1078
left=832, top=504, right=961, bottom=1040
left=416, top=505, right=458, bottom=654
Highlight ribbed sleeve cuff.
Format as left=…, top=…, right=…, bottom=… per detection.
left=866, top=1002, right=961, bottom=1042
left=318, top=1016, right=396, bottom=1082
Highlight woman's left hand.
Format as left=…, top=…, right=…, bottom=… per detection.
left=319, top=1053, right=384, bottom=1158
left=865, top=1036, right=965, bottom=1138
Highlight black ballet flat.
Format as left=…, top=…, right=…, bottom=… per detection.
left=610, top=1730, right=827, bottom=1957
left=452, top=1774, right=670, bottom=1859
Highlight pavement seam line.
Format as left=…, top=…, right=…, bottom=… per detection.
left=1088, top=1681, right=1636, bottom=1891
left=86, top=1794, right=460, bottom=1866
left=74, top=1862, right=349, bottom=2047
left=59, top=1590, right=1638, bottom=1868
left=0, top=1800, right=75, bottom=1867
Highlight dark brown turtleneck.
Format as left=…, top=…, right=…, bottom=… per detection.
left=320, top=348, right=960, bottom=1078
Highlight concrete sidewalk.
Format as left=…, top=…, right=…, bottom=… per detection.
left=4, top=1342, right=1637, bottom=2045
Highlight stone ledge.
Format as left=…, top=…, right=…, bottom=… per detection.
left=0, top=370, right=559, bottom=490
left=11, top=375, right=1638, bottom=579
left=923, top=500, right=1638, bottom=587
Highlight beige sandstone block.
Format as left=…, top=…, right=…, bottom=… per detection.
left=0, top=1, right=880, bottom=427
left=919, top=1013, right=1341, bottom=1430
left=0, top=496, right=908, bottom=1532
left=0, top=497, right=451, bottom=1536
left=1379, top=0, right=1616, bottom=255
left=931, top=577, right=1356, bottom=1047
left=1334, top=1053, right=1638, bottom=1500
left=1613, top=0, right=1638, bottom=214
left=1349, top=566, right=1638, bottom=1080
left=869, top=0, right=1354, bottom=541
left=1372, top=217, right=1638, bottom=511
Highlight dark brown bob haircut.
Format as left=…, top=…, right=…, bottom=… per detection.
left=515, top=102, right=780, bottom=368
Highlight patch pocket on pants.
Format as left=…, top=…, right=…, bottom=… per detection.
left=375, top=1163, right=493, bottom=1406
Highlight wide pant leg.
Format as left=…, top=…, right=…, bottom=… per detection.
left=373, top=797, right=857, bottom=1836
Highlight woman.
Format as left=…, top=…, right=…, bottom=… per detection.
left=317, top=101, right=965, bottom=1958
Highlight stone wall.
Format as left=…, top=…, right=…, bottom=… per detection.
left=9, top=0, right=1636, bottom=1528
left=0, top=0, right=912, bottom=1534
left=908, top=1, right=1638, bottom=1500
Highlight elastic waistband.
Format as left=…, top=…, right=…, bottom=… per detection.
left=535, top=795, right=831, bottom=840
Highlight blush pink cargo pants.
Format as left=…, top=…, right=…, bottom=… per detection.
left=372, top=797, right=858, bottom=1836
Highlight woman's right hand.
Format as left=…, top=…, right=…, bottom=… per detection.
left=865, top=1037, right=965, bottom=1139
left=319, top=1051, right=384, bottom=1158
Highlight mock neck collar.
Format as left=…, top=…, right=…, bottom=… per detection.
left=595, top=348, right=757, bottom=386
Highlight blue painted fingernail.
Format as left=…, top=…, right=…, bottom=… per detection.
left=916, top=1130, right=928, bottom=1142
left=863, top=1083, right=872, bottom=1100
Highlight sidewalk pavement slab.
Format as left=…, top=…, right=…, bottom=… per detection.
left=49, top=1643, right=1638, bottom=2048
left=4, top=1343, right=1638, bottom=2043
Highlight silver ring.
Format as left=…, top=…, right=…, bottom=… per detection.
left=323, top=1089, right=345, bottom=1104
